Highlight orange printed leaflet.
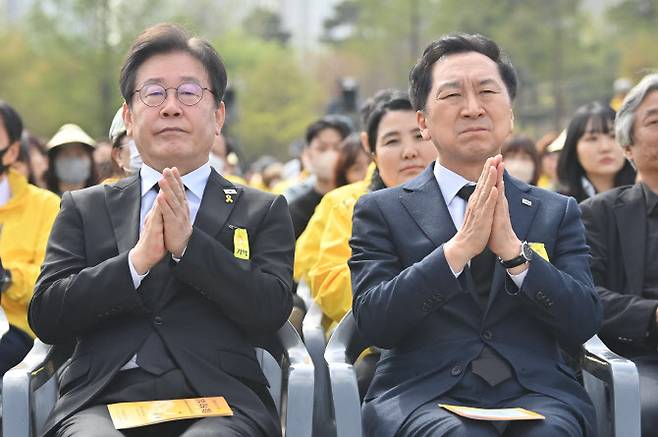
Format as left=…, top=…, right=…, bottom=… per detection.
left=439, top=404, right=545, bottom=421
left=108, top=396, right=233, bottom=429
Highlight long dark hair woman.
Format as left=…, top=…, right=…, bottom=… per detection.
left=557, top=102, right=635, bottom=202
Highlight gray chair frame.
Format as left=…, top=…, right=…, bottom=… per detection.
left=2, top=321, right=314, bottom=437
left=297, top=280, right=335, bottom=437
left=325, top=312, right=641, bottom=437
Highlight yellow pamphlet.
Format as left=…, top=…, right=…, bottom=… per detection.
left=233, top=228, right=250, bottom=260
left=108, top=396, right=233, bottom=429
left=529, top=242, right=549, bottom=262
left=439, top=404, right=545, bottom=421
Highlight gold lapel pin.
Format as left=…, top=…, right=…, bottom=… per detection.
left=522, top=198, right=532, bottom=206
left=225, top=194, right=233, bottom=204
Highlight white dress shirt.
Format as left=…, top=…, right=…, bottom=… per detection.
left=433, top=162, right=527, bottom=287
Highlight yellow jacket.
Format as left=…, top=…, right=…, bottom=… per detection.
left=0, top=169, right=60, bottom=337
left=307, top=183, right=367, bottom=331
left=294, top=163, right=374, bottom=284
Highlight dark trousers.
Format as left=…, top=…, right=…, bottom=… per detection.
left=54, top=368, right=268, bottom=437
left=0, top=324, right=33, bottom=376
left=631, top=355, right=658, bottom=437
left=397, top=369, right=584, bottom=437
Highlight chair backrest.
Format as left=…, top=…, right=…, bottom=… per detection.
left=4, top=321, right=314, bottom=437
left=326, top=312, right=639, bottom=437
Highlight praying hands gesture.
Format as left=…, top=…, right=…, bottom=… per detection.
left=130, top=167, right=192, bottom=274
left=444, top=154, right=525, bottom=275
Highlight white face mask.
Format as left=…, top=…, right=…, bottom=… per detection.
left=505, top=159, right=535, bottom=184
left=123, top=140, right=142, bottom=175
left=208, top=153, right=225, bottom=173
left=55, top=157, right=91, bottom=184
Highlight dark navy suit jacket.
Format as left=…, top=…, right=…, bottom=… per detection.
left=348, top=163, right=602, bottom=437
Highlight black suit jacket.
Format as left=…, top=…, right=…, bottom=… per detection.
left=28, top=170, right=294, bottom=436
left=580, top=183, right=658, bottom=356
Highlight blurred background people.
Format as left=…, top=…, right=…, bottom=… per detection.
left=210, top=132, right=248, bottom=185
left=0, top=101, right=60, bottom=376
left=44, top=123, right=98, bottom=196
left=101, top=106, right=142, bottom=184
left=13, top=131, right=49, bottom=189
left=305, top=89, right=437, bottom=333
left=581, top=73, right=658, bottom=436
left=557, top=101, right=635, bottom=202
left=610, top=77, right=633, bottom=112
left=536, top=131, right=562, bottom=191
left=93, top=137, right=114, bottom=182
left=287, top=114, right=353, bottom=238
left=501, top=135, right=541, bottom=185
left=334, top=133, right=371, bottom=187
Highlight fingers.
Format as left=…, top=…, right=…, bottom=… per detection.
left=158, top=168, right=189, bottom=221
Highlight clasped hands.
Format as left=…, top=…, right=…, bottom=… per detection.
left=444, top=155, right=527, bottom=276
left=131, top=167, right=192, bottom=275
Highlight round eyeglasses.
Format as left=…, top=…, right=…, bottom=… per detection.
left=133, top=82, right=215, bottom=107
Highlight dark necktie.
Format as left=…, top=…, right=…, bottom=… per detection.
left=455, top=184, right=513, bottom=386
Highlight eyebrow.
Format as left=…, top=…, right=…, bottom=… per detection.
left=435, top=78, right=500, bottom=95
left=644, top=108, right=658, bottom=120
left=140, top=76, right=202, bottom=86
left=380, top=131, right=401, bottom=141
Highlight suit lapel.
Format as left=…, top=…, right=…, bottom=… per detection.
left=105, top=176, right=141, bottom=254
left=400, top=165, right=457, bottom=248
left=615, top=184, right=646, bottom=295
left=484, top=174, right=540, bottom=317
left=193, top=169, right=240, bottom=239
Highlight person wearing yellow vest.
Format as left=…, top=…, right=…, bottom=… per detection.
left=0, top=101, right=60, bottom=375
left=301, top=90, right=437, bottom=333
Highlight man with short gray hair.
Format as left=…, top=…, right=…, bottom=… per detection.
left=581, top=72, right=658, bottom=436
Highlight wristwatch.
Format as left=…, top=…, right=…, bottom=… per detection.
left=499, top=241, right=533, bottom=269
left=0, top=268, right=11, bottom=293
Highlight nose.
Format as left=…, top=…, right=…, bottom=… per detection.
left=401, top=141, right=420, bottom=160
left=461, top=90, right=485, bottom=118
left=599, top=134, right=616, bottom=152
left=160, top=90, right=182, bottom=118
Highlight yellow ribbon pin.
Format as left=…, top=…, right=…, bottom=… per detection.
left=233, top=228, right=250, bottom=260
left=529, top=242, right=549, bottom=262
left=225, top=194, right=233, bottom=204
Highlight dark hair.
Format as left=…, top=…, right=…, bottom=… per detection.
left=304, top=114, right=354, bottom=145
left=112, top=132, right=128, bottom=149
left=409, top=33, right=518, bottom=111
left=365, top=90, right=414, bottom=154
left=0, top=101, right=24, bottom=146
left=45, top=144, right=99, bottom=196
left=334, top=133, right=368, bottom=187
left=557, top=102, right=636, bottom=202
left=18, top=131, right=47, bottom=185
left=501, top=136, right=541, bottom=185
left=120, top=23, right=227, bottom=107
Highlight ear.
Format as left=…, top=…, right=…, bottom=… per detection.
left=122, top=102, right=133, bottom=137
left=417, top=110, right=431, bottom=141
left=509, top=110, right=515, bottom=132
left=215, top=101, right=226, bottom=135
left=3, top=141, right=20, bottom=166
left=623, top=145, right=635, bottom=161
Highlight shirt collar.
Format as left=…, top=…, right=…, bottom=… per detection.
left=433, top=162, right=474, bottom=207
left=641, top=182, right=658, bottom=216
left=139, top=162, right=212, bottom=201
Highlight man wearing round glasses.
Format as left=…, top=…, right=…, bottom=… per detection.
left=29, top=24, right=295, bottom=437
